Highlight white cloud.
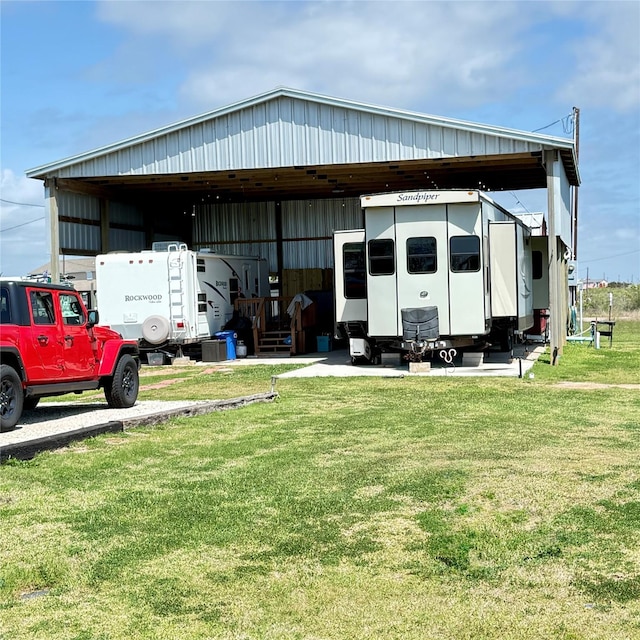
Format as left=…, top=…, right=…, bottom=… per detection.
left=0, top=170, right=49, bottom=277
left=556, top=2, right=640, bottom=111
left=97, top=0, right=530, bottom=112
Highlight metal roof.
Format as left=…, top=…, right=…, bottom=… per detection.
left=26, top=87, right=579, bottom=202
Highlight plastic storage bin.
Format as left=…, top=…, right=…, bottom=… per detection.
left=202, top=339, right=227, bottom=362
left=147, top=352, right=164, bottom=366
left=214, top=330, right=237, bottom=360
left=316, top=335, right=332, bottom=352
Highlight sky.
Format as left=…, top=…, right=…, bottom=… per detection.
left=1, top=0, right=639, bottom=284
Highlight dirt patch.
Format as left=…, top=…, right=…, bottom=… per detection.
left=139, top=366, right=232, bottom=390
left=554, top=382, right=640, bottom=390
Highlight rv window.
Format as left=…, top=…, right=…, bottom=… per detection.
left=368, top=239, right=395, bottom=276
left=343, top=242, right=367, bottom=299
left=450, top=236, right=480, bottom=272
left=532, top=251, right=543, bottom=280
left=229, top=278, right=239, bottom=305
left=198, top=292, right=207, bottom=313
left=197, top=258, right=205, bottom=273
left=407, top=237, right=437, bottom=274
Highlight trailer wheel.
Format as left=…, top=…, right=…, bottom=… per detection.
left=0, top=364, right=23, bottom=432
left=500, top=329, right=513, bottom=353
left=105, top=355, right=139, bottom=408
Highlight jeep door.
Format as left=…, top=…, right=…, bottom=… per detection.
left=26, top=288, right=64, bottom=382
left=57, top=291, right=97, bottom=380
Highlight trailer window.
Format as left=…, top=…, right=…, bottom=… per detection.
left=450, top=236, right=480, bottom=272
left=197, top=258, right=205, bottom=273
left=198, top=293, right=207, bottom=313
left=343, top=242, right=367, bottom=299
left=368, top=239, right=395, bottom=276
left=407, top=237, right=437, bottom=274
left=229, top=278, right=240, bottom=305
left=532, top=251, right=543, bottom=280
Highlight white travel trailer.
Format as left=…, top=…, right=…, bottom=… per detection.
left=96, top=242, right=269, bottom=354
left=334, top=190, right=534, bottom=363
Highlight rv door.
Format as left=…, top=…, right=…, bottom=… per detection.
left=394, top=203, right=450, bottom=337
left=334, top=230, right=367, bottom=324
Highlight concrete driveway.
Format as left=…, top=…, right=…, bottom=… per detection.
left=229, top=344, right=544, bottom=379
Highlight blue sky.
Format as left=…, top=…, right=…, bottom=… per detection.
left=1, top=0, right=639, bottom=283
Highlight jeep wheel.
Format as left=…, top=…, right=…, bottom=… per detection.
left=105, top=355, right=139, bottom=408
left=1, top=364, right=23, bottom=432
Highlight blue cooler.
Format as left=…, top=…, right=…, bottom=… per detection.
left=214, top=330, right=237, bottom=359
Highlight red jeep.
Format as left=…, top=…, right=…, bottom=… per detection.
left=0, top=278, right=140, bottom=431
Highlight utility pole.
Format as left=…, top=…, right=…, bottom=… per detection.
left=571, top=107, right=580, bottom=307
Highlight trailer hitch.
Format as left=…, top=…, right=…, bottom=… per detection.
left=439, top=348, right=457, bottom=365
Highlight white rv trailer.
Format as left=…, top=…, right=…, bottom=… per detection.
left=96, top=242, right=269, bottom=354
left=334, top=190, right=534, bottom=363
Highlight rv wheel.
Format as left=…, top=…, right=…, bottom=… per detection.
left=500, top=330, right=513, bottom=353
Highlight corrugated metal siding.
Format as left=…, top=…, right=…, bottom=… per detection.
left=194, top=201, right=275, bottom=241
left=49, top=96, right=545, bottom=178
left=192, top=201, right=277, bottom=271
left=58, top=193, right=147, bottom=253
left=58, top=191, right=100, bottom=252
left=108, top=229, right=146, bottom=252
left=109, top=200, right=143, bottom=226
left=283, top=239, right=333, bottom=270
left=281, top=197, right=361, bottom=269
left=191, top=197, right=362, bottom=271
left=60, top=221, right=101, bottom=252
left=58, top=191, right=100, bottom=221
left=282, top=197, right=362, bottom=237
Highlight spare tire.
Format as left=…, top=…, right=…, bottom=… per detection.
left=141, top=315, right=171, bottom=344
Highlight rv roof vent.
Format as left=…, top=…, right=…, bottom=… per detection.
left=152, top=241, right=188, bottom=252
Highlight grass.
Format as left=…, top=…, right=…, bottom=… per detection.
left=1, top=323, right=639, bottom=639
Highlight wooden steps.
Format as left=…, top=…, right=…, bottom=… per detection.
left=255, top=330, right=292, bottom=356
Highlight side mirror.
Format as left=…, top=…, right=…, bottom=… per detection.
left=87, top=309, right=99, bottom=328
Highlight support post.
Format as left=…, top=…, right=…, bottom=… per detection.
left=45, top=179, right=60, bottom=284
left=546, top=150, right=562, bottom=365
left=100, top=198, right=110, bottom=253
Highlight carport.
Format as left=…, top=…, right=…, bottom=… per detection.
left=25, top=87, right=579, bottom=360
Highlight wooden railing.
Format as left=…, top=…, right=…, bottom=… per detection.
left=234, top=296, right=305, bottom=355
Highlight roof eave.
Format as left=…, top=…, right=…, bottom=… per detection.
left=25, top=87, right=579, bottom=183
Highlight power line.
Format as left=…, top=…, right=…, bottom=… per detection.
left=532, top=113, right=575, bottom=135
left=0, top=216, right=45, bottom=233
left=509, top=192, right=531, bottom=213
left=0, top=198, right=45, bottom=208
left=580, top=249, right=640, bottom=265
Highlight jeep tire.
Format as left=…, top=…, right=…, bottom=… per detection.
left=1, top=364, right=23, bottom=432
left=105, top=354, right=139, bottom=409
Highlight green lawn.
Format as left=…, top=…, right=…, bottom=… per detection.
left=1, top=323, right=639, bottom=639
